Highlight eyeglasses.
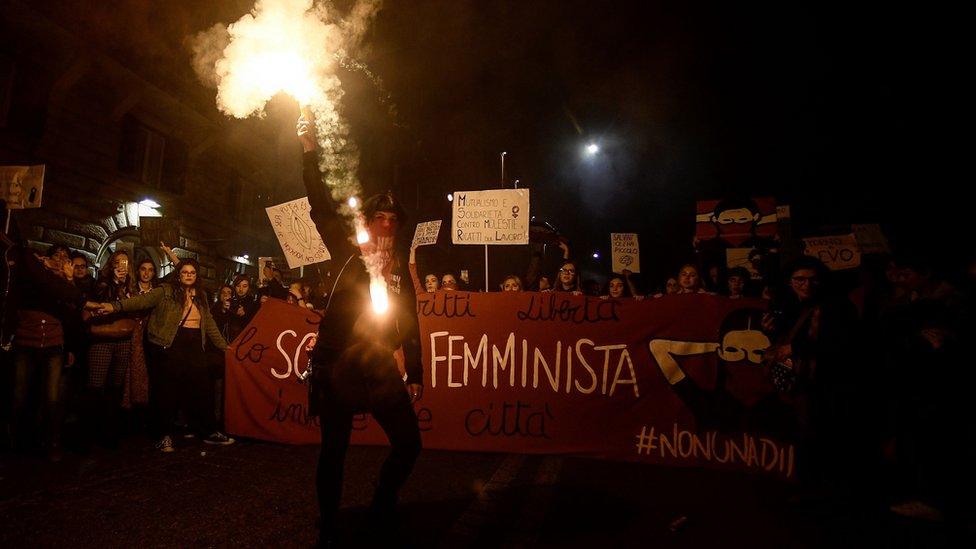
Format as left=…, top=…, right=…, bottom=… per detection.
left=559, top=268, right=576, bottom=274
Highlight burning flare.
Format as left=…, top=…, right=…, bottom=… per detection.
left=192, top=0, right=388, bottom=313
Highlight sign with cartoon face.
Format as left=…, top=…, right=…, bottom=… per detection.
left=451, top=189, right=530, bottom=245
left=265, top=197, right=331, bottom=269
left=0, top=165, right=45, bottom=209
left=611, top=233, right=641, bottom=274
left=695, top=196, right=778, bottom=247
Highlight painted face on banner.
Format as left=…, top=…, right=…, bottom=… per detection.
left=716, top=328, right=772, bottom=407
left=713, top=207, right=759, bottom=235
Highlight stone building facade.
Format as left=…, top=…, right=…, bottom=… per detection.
left=1, top=1, right=293, bottom=290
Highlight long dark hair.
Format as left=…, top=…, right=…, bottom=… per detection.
left=172, top=258, right=207, bottom=305
left=97, top=250, right=135, bottom=299
left=555, top=260, right=580, bottom=292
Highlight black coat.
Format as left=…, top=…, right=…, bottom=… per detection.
left=302, top=151, right=422, bottom=385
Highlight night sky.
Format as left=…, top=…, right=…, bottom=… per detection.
left=28, top=0, right=962, bottom=285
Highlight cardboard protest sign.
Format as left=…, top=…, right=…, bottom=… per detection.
left=852, top=224, right=889, bottom=254
left=695, top=196, right=778, bottom=247
left=803, top=234, right=861, bottom=271
left=226, top=293, right=797, bottom=480
left=726, top=248, right=762, bottom=279
left=412, top=220, right=442, bottom=248
left=451, top=189, right=529, bottom=245
left=265, top=197, right=330, bottom=269
left=611, top=233, right=641, bottom=273
left=0, top=165, right=45, bottom=209
left=139, top=216, right=181, bottom=248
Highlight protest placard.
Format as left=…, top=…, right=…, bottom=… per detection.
left=265, top=197, right=330, bottom=269
left=139, top=216, right=181, bottom=248
left=451, top=189, right=529, bottom=245
left=0, top=165, right=45, bottom=209
left=412, top=220, right=442, bottom=248
left=852, top=224, right=889, bottom=254
left=611, top=233, right=641, bottom=273
left=803, top=234, right=861, bottom=270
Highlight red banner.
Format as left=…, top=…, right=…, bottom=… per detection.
left=226, top=294, right=798, bottom=479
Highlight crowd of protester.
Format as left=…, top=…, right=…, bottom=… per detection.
left=3, top=198, right=974, bottom=526
left=407, top=232, right=975, bottom=525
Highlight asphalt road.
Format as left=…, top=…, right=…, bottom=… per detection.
left=0, top=436, right=961, bottom=548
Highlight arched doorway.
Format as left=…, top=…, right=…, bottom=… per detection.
left=93, top=227, right=171, bottom=278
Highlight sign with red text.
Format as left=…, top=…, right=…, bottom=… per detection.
left=451, top=189, right=529, bottom=245
left=225, top=293, right=798, bottom=479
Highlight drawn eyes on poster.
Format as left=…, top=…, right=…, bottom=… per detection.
left=694, top=197, right=779, bottom=250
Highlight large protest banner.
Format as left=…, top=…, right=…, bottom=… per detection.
left=226, top=294, right=797, bottom=479
left=265, top=197, right=331, bottom=269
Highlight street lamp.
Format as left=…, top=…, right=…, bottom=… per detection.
left=585, top=143, right=599, bottom=155
left=500, top=151, right=507, bottom=184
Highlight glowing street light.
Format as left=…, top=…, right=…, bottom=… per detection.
left=585, top=143, right=599, bottom=155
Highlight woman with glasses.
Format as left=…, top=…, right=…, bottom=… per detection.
left=90, top=258, right=231, bottom=452
left=553, top=261, right=582, bottom=294
left=762, top=256, right=858, bottom=491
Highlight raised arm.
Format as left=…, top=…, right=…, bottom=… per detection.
left=298, top=114, right=358, bottom=261
left=408, top=246, right=424, bottom=295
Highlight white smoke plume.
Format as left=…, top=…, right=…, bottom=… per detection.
left=189, top=0, right=383, bottom=204
left=191, top=0, right=392, bottom=313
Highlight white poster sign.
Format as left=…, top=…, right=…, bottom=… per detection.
left=611, top=233, right=641, bottom=274
left=0, top=165, right=45, bottom=209
left=803, top=234, right=861, bottom=271
left=412, top=220, right=442, bottom=248
left=265, top=197, right=331, bottom=269
left=451, top=189, right=529, bottom=245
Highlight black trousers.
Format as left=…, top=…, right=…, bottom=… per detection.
left=148, top=328, right=215, bottom=438
left=312, top=344, right=421, bottom=534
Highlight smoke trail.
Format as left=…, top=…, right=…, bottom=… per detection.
left=189, top=0, right=383, bottom=205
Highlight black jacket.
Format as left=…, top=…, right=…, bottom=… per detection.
left=302, top=151, right=422, bottom=385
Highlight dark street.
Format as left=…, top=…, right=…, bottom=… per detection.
left=1, top=436, right=960, bottom=548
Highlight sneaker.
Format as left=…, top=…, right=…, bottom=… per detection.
left=203, top=432, right=235, bottom=446
left=156, top=436, right=175, bottom=453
